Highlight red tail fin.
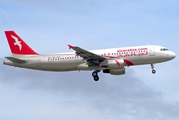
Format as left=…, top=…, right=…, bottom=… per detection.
left=5, top=30, right=38, bottom=55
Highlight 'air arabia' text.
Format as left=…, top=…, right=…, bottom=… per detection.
left=116, top=47, right=148, bottom=57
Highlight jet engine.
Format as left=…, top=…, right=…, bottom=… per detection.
left=103, top=68, right=125, bottom=75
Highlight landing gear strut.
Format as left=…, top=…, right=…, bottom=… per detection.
left=151, top=64, right=156, bottom=74
left=92, top=70, right=100, bottom=81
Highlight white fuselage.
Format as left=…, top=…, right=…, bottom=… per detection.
left=4, top=45, right=176, bottom=72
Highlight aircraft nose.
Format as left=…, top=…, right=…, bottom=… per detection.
left=170, top=52, right=176, bottom=59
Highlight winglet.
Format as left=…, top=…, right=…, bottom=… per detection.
left=68, top=44, right=73, bottom=49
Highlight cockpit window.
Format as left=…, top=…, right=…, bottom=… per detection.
left=160, top=48, right=169, bottom=51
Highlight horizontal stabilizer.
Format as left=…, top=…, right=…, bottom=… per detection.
left=5, top=57, right=26, bottom=63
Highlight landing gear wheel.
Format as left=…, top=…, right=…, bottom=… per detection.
left=92, top=72, right=97, bottom=77
left=93, top=76, right=99, bottom=81
left=151, top=64, right=156, bottom=74
left=152, top=69, right=156, bottom=74
left=92, top=70, right=100, bottom=81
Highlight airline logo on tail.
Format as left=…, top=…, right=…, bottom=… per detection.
left=11, top=35, right=22, bottom=51
left=5, top=30, right=39, bottom=55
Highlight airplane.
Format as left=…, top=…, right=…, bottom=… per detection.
left=3, top=30, right=176, bottom=81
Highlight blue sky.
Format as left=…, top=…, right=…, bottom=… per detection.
left=0, top=0, right=179, bottom=120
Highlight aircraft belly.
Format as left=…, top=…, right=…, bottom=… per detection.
left=9, top=59, right=82, bottom=72
left=41, top=60, right=83, bottom=71
left=126, top=56, right=145, bottom=65
left=130, top=53, right=167, bottom=65
left=138, top=52, right=168, bottom=64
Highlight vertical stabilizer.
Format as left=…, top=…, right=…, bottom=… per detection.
left=4, top=30, right=39, bottom=56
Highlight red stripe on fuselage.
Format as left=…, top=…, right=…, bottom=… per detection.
left=124, top=59, right=134, bottom=66
left=104, top=56, right=117, bottom=58
left=115, top=60, right=120, bottom=66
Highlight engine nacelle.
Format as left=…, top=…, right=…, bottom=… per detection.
left=101, top=59, right=124, bottom=69
left=103, top=68, right=125, bottom=75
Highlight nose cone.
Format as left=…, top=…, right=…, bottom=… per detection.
left=169, top=52, right=176, bottom=59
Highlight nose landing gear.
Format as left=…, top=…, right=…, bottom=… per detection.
left=92, top=70, right=100, bottom=81
left=151, top=64, right=156, bottom=74
left=152, top=69, right=156, bottom=74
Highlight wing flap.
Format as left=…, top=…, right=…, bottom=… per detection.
left=5, top=57, right=26, bottom=63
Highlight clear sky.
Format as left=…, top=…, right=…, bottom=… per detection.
left=0, top=0, right=179, bottom=120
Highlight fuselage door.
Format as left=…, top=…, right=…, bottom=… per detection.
left=37, top=56, right=43, bottom=66
left=149, top=46, right=155, bottom=56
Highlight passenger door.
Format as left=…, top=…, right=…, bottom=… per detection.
left=149, top=46, right=155, bottom=56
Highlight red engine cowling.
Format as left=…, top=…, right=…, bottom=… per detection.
left=103, top=68, right=125, bottom=75
left=106, top=59, right=124, bottom=69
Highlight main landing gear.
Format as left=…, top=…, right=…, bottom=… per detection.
left=92, top=70, right=100, bottom=81
left=151, top=64, right=156, bottom=74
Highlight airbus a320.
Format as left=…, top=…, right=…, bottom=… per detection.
left=4, top=31, right=176, bottom=81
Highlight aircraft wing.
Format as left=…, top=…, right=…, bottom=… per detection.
left=68, top=44, right=105, bottom=65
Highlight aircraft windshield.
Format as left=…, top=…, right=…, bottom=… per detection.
left=160, top=48, right=169, bottom=51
